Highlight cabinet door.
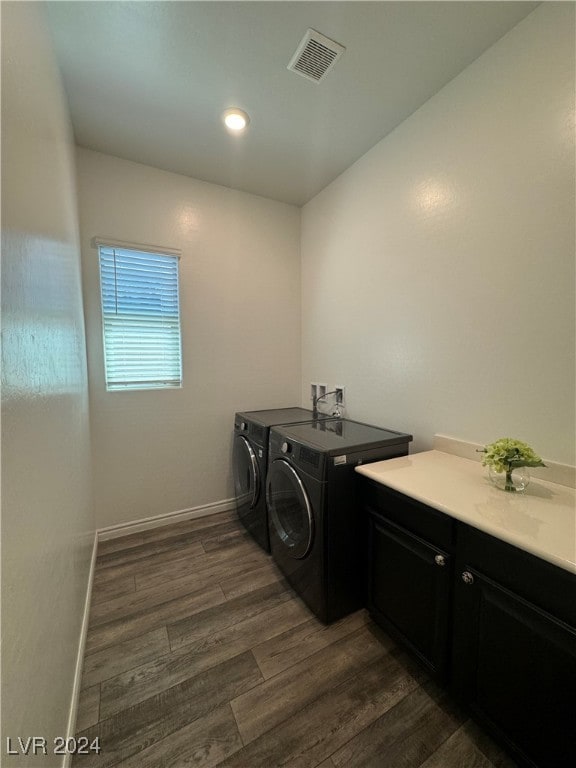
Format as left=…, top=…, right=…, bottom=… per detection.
left=367, top=513, right=451, bottom=680
left=452, top=567, right=576, bottom=768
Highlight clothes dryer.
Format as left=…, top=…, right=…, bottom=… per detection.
left=266, top=419, right=412, bottom=622
left=233, top=408, right=334, bottom=552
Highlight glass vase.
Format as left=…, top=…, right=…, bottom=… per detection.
left=488, top=465, right=530, bottom=493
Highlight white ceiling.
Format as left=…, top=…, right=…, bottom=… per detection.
left=46, top=1, right=539, bottom=206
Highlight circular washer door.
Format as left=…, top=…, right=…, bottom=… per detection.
left=233, top=435, right=260, bottom=508
left=267, top=458, right=314, bottom=559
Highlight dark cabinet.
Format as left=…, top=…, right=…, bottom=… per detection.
left=362, top=479, right=576, bottom=768
left=367, top=513, right=452, bottom=679
left=452, top=527, right=576, bottom=768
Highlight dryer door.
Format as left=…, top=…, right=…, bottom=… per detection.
left=267, top=459, right=314, bottom=559
left=233, top=435, right=260, bottom=508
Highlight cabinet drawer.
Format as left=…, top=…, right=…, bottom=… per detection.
left=361, top=479, right=455, bottom=551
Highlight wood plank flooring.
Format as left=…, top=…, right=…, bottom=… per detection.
left=74, top=511, right=517, bottom=768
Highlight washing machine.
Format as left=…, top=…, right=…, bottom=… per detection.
left=266, top=418, right=412, bottom=622
left=233, top=408, right=335, bottom=552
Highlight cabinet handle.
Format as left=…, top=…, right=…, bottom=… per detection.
left=461, top=571, right=475, bottom=585
left=434, top=554, right=446, bottom=567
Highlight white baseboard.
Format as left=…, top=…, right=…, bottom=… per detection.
left=62, top=533, right=98, bottom=768
left=97, top=497, right=237, bottom=541
left=433, top=434, right=576, bottom=489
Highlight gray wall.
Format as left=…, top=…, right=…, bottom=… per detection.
left=1, top=3, right=94, bottom=763
left=301, top=3, right=575, bottom=465
left=76, top=149, right=301, bottom=528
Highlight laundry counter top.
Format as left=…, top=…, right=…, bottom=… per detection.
left=356, top=450, right=576, bottom=574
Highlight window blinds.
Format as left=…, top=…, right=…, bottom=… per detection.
left=98, top=246, right=182, bottom=390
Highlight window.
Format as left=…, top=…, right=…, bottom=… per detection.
left=97, top=244, right=182, bottom=391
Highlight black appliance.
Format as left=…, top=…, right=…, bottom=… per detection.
left=266, top=419, right=412, bottom=622
left=233, top=408, right=334, bottom=552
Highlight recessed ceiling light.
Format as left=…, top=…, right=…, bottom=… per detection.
left=222, top=108, right=250, bottom=133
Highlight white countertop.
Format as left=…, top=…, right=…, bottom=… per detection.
left=356, top=450, right=576, bottom=574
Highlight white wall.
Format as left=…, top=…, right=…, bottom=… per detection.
left=76, top=149, right=301, bottom=528
left=301, top=3, right=575, bottom=465
left=1, top=3, right=94, bottom=764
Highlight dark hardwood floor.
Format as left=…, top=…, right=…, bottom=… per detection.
left=74, top=511, right=516, bottom=768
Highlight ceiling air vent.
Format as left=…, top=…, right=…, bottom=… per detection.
left=287, top=29, right=345, bottom=84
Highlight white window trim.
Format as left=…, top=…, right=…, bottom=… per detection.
left=95, top=239, right=183, bottom=392
left=91, top=236, right=181, bottom=259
